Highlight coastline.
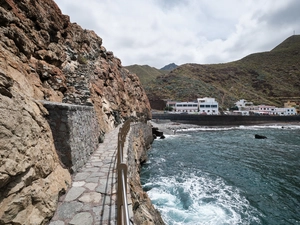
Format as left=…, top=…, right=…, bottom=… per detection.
left=152, top=114, right=300, bottom=127
left=150, top=119, right=300, bottom=133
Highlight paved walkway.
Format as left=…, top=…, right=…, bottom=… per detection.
left=49, top=126, right=132, bottom=225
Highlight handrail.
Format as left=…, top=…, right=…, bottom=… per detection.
left=117, top=119, right=131, bottom=225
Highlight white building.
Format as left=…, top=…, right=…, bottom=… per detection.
left=272, top=107, right=297, bottom=116
left=257, top=105, right=277, bottom=115
left=197, top=97, right=219, bottom=115
left=234, top=100, right=297, bottom=116
left=166, top=100, right=177, bottom=109
left=175, top=102, right=198, bottom=113
left=173, top=97, right=219, bottom=115
left=232, top=110, right=250, bottom=116
left=235, top=99, right=254, bottom=109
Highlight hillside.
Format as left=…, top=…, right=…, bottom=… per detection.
left=145, top=35, right=300, bottom=110
left=125, top=64, right=165, bottom=84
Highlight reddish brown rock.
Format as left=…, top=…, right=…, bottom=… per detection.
left=0, top=0, right=152, bottom=224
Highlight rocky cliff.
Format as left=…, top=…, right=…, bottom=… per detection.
left=0, top=0, right=151, bottom=224
left=127, top=123, right=165, bottom=225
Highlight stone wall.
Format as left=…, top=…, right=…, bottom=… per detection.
left=42, top=101, right=101, bottom=173
left=152, top=114, right=300, bottom=126
left=126, top=122, right=165, bottom=225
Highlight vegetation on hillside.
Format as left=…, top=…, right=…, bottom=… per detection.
left=127, top=35, right=300, bottom=110
left=124, top=65, right=166, bottom=85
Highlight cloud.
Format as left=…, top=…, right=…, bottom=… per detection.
left=54, top=0, right=300, bottom=68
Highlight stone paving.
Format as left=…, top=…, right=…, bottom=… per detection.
left=49, top=125, right=133, bottom=225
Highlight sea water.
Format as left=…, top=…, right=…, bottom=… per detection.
left=141, top=125, right=300, bottom=225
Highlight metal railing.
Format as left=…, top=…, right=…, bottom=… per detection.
left=117, top=119, right=131, bottom=225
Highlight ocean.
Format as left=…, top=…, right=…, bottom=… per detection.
left=141, top=124, right=300, bottom=225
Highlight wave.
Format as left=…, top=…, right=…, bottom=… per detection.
left=143, top=172, right=261, bottom=225
left=175, top=124, right=300, bottom=132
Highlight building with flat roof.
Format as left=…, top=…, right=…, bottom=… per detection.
left=173, top=97, right=219, bottom=115
left=197, top=98, right=219, bottom=115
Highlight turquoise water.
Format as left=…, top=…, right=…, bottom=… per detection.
left=141, top=125, right=300, bottom=225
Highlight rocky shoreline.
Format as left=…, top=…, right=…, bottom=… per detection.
left=150, top=119, right=205, bottom=135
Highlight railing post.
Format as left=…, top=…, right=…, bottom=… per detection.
left=117, top=119, right=131, bottom=225
left=117, top=163, right=129, bottom=225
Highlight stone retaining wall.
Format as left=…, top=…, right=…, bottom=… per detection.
left=42, top=101, right=101, bottom=173
left=152, top=114, right=300, bottom=126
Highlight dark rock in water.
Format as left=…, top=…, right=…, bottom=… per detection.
left=255, top=134, right=267, bottom=139
left=155, top=131, right=164, bottom=136
left=152, top=127, right=159, bottom=132
left=152, top=127, right=164, bottom=137
left=153, top=134, right=157, bottom=139
left=160, top=135, right=165, bottom=139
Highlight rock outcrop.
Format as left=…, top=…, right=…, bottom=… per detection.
left=0, top=75, right=71, bottom=224
left=127, top=123, right=165, bottom=225
left=0, top=0, right=151, bottom=224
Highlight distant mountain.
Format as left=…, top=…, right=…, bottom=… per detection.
left=125, top=64, right=165, bottom=85
left=144, top=35, right=300, bottom=110
left=160, top=63, right=178, bottom=71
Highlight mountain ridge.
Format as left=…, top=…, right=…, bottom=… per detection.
left=127, top=35, right=300, bottom=110
left=160, top=63, right=178, bottom=71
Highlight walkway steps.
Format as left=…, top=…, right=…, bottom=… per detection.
left=49, top=125, right=133, bottom=225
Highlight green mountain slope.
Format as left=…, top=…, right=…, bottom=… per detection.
left=124, top=64, right=165, bottom=85
left=145, top=35, right=300, bottom=110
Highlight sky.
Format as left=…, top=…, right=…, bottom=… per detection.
left=54, top=0, right=300, bottom=69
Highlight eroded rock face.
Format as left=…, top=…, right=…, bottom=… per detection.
left=0, top=73, right=71, bottom=224
left=0, top=0, right=151, bottom=131
left=0, top=0, right=151, bottom=224
left=127, top=124, right=165, bottom=224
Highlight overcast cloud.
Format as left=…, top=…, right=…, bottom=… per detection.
left=54, top=0, right=300, bottom=68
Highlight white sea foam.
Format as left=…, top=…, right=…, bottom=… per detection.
left=238, top=124, right=300, bottom=130
left=174, top=124, right=300, bottom=132
left=176, top=127, right=235, bottom=132
left=145, top=173, right=261, bottom=225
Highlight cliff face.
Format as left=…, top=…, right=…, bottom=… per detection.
left=0, top=0, right=151, bottom=131
left=0, top=0, right=151, bottom=224
left=127, top=124, right=165, bottom=224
